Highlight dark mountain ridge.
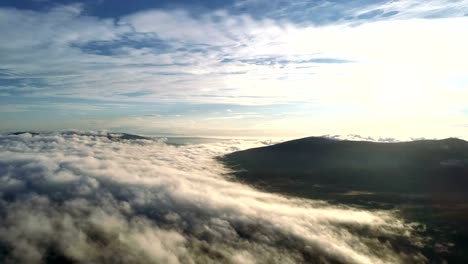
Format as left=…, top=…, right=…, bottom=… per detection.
left=221, top=137, right=468, bottom=194
left=8, top=131, right=150, bottom=141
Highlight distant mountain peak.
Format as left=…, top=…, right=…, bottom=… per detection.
left=7, top=131, right=150, bottom=141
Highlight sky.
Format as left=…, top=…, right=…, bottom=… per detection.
left=0, top=0, right=467, bottom=138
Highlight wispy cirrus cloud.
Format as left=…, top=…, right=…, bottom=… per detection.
left=232, top=0, right=468, bottom=24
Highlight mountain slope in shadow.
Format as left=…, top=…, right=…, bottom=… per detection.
left=221, top=137, right=468, bottom=195
left=220, top=137, right=468, bottom=263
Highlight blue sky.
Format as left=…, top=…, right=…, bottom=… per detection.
left=1, top=0, right=468, bottom=138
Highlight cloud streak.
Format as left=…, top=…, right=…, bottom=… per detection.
left=0, top=132, right=426, bottom=263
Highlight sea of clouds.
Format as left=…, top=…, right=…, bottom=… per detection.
left=0, top=132, right=426, bottom=264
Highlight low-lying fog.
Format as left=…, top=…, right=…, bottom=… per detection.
left=0, top=132, right=426, bottom=264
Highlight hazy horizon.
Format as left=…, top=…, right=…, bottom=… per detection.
left=4, top=130, right=465, bottom=144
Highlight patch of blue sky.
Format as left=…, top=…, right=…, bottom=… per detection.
left=0, top=77, right=49, bottom=95
left=176, top=44, right=223, bottom=54
left=73, top=36, right=174, bottom=56
left=0, top=78, right=24, bottom=87
left=0, top=0, right=235, bottom=18
left=381, top=10, right=399, bottom=18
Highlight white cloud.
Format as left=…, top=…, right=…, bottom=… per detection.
left=0, top=132, right=426, bottom=263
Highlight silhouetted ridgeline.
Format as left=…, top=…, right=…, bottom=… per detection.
left=8, top=131, right=150, bottom=141
left=221, top=137, right=468, bottom=194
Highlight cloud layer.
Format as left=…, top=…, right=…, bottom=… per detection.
left=0, top=132, right=426, bottom=263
